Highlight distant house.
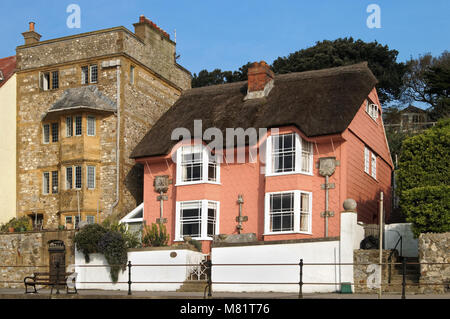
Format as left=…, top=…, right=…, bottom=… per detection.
left=131, top=61, right=394, bottom=253
left=0, top=55, right=16, bottom=224
left=383, top=105, right=435, bottom=133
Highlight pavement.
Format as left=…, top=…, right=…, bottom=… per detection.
left=0, top=288, right=449, bottom=299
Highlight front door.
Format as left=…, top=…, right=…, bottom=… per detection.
left=48, top=240, right=66, bottom=285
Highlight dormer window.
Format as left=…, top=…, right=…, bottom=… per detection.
left=365, top=100, right=379, bottom=121
left=176, top=145, right=220, bottom=185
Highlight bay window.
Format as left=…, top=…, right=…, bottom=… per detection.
left=175, top=200, right=220, bottom=241
left=264, top=190, right=312, bottom=234
left=176, top=145, right=220, bottom=185
left=266, top=132, right=313, bottom=176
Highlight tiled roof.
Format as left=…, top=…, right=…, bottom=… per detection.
left=0, top=56, right=16, bottom=88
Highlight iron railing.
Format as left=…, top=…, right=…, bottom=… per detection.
left=1, top=260, right=449, bottom=299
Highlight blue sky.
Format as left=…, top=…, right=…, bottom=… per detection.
left=0, top=0, right=448, bottom=75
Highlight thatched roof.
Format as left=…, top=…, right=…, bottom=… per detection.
left=131, top=62, right=377, bottom=159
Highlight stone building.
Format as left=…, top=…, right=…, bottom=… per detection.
left=16, top=17, right=191, bottom=229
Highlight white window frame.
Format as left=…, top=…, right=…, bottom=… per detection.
left=86, top=216, right=95, bottom=224
left=175, top=145, right=220, bottom=186
left=175, top=200, right=220, bottom=241
left=265, top=132, right=313, bottom=176
left=87, top=116, right=96, bottom=136
left=87, top=165, right=96, bottom=189
left=365, top=100, right=379, bottom=121
left=364, top=147, right=370, bottom=174
left=90, top=65, right=98, bottom=84
left=371, top=153, right=377, bottom=179
left=264, top=190, right=312, bottom=235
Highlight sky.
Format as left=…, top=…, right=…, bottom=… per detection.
left=0, top=0, right=449, bottom=75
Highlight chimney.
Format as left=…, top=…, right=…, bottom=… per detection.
left=22, top=22, right=41, bottom=45
left=245, top=61, right=275, bottom=100
left=133, top=15, right=171, bottom=42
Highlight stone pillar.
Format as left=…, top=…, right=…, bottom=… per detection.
left=339, top=198, right=362, bottom=291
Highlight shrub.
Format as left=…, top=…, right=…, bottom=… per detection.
left=102, top=220, right=141, bottom=249
left=73, top=224, right=107, bottom=263
left=142, top=223, right=169, bottom=247
left=397, top=119, right=450, bottom=236
left=401, top=185, right=450, bottom=237
left=73, top=223, right=130, bottom=283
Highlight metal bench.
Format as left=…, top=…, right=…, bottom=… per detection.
left=24, top=271, right=77, bottom=294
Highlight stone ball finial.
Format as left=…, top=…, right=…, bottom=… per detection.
left=343, top=198, right=357, bottom=212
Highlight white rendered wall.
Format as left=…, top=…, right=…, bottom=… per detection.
left=211, top=211, right=362, bottom=293
left=385, top=223, right=418, bottom=257
left=74, top=248, right=204, bottom=291
left=0, top=74, right=16, bottom=224
left=211, top=240, right=340, bottom=293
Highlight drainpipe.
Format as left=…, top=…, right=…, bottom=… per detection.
left=110, top=63, right=121, bottom=216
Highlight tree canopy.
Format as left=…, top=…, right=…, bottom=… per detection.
left=192, top=38, right=406, bottom=105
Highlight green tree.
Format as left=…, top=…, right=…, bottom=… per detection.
left=272, top=38, right=406, bottom=104
left=402, top=51, right=450, bottom=120
left=397, top=119, right=450, bottom=236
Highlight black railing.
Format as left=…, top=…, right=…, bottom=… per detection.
left=387, top=232, right=403, bottom=284
left=1, top=260, right=449, bottom=299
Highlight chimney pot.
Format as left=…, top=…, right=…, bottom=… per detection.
left=29, top=22, right=35, bottom=31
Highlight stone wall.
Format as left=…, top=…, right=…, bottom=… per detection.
left=419, top=232, right=449, bottom=293
left=0, top=230, right=75, bottom=288
left=353, top=249, right=397, bottom=293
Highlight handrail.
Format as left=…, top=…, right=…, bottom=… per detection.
left=387, top=231, right=403, bottom=284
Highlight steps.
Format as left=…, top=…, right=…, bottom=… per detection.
left=385, top=257, right=421, bottom=294
left=176, top=280, right=209, bottom=292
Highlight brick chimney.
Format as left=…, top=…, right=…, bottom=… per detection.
left=133, top=15, right=171, bottom=42
left=22, top=22, right=41, bottom=45
left=245, top=61, right=275, bottom=100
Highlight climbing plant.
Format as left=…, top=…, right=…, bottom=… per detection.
left=73, top=223, right=135, bottom=282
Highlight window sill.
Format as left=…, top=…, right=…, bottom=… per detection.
left=266, top=171, right=313, bottom=177
left=175, top=181, right=221, bottom=187
left=263, top=231, right=312, bottom=236
left=174, top=237, right=213, bottom=242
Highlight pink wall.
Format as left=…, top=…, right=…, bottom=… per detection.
left=137, top=89, right=393, bottom=252
left=344, top=88, right=393, bottom=223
